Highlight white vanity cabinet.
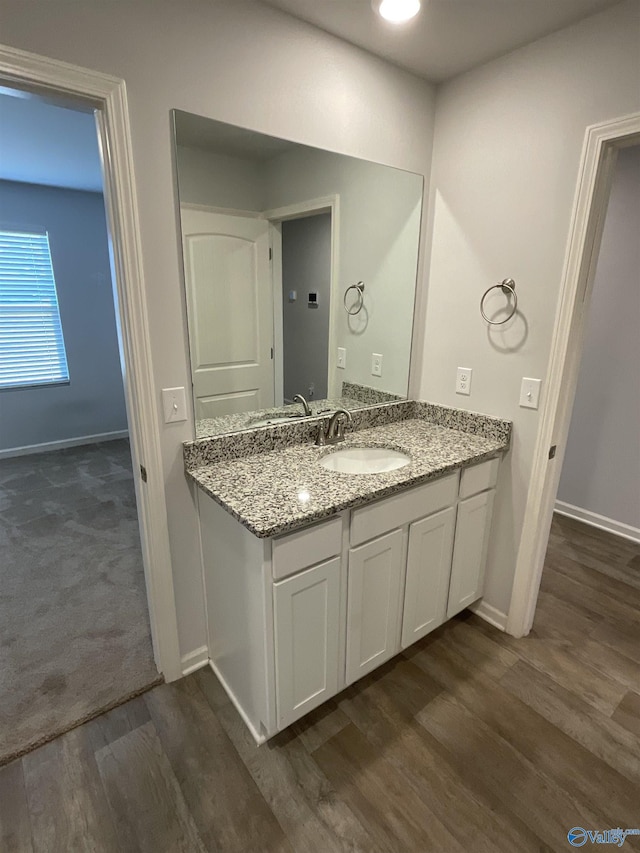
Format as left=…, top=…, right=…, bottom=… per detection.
left=273, top=556, right=341, bottom=729
left=197, top=455, right=500, bottom=743
left=447, top=458, right=499, bottom=618
left=401, top=506, right=457, bottom=648
left=345, top=529, right=404, bottom=684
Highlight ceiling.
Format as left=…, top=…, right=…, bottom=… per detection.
left=0, top=92, right=103, bottom=192
left=259, top=0, right=623, bottom=82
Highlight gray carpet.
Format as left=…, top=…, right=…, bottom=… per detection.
left=0, top=439, right=161, bottom=766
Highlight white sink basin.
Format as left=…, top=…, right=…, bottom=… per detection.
left=319, top=446, right=411, bottom=474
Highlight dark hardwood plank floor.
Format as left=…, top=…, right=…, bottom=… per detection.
left=1, top=513, right=639, bottom=852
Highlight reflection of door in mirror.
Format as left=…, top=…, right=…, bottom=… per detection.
left=281, top=212, right=331, bottom=403
left=181, top=207, right=274, bottom=419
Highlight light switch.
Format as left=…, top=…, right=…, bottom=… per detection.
left=337, top=347, right=346, bottom=369
left=520, top=377, right=541, bottom=409
left=162, top=387, right=188, bottom=423
left=372, top=353, right=383, bottom=377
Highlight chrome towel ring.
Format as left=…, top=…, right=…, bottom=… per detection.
left=480, top=278, right=517, bottom=325
left=344, top=281, right=365, bottom=315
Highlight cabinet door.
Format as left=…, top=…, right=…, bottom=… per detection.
left=447, top=489, right=495, bottom=618
left=273, top=557, right=341, bottom=730
left=401, top=506, right=456, bottom=649
left=346, top=529, right=404, bottom=686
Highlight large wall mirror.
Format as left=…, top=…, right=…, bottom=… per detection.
left=171, top=110, right=424, bottom=437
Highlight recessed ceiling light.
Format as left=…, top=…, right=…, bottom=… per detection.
left=376, top=0, right=421, bottom=24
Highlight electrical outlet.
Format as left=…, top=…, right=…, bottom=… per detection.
left=520, top=377, right=541, bottom=409
left=162, top=387, right=187, bottom=423
left=456, top=367, right=472, bottom=396
left=372, top=353, right=383, bottom=377
left=337, top=347, right=346, bottom=369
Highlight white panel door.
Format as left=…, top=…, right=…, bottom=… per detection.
left=401, top=507, right=456, bottom=649
left=447, top=489, right=496, bottom=618
left=345, top=529, right=404, bottom=686
left=181, top=208, right=274, bottom=419
left=273, top=557, right=341, bottom=730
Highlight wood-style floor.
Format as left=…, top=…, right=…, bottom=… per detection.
left=2, top=514, right=639, bottom=853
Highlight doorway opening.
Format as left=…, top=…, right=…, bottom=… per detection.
left=267, top=201, right=336, bottom=406
left=508, top=113, right=640, bottom=637
left=0, top=87, right=162, bottom=765
left=532, top=142, right=640, bottom=650
left=0, top=44, right=181, bottom=764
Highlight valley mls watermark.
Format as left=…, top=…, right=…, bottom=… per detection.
left=567, top=827, right=640, bottom=847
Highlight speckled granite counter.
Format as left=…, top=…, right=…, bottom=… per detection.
left=194, top=382, right=404, bottom=438
left=186, top=413, right=511, bottom=538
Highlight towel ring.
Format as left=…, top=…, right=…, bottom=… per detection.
left=480, top=278, right=517, bottom=325
left=344, top=281, right=365, bottom=316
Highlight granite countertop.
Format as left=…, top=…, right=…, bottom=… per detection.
left=187, top=417, right=509, bottom=538
left=195, top=396, right=363, bottom=439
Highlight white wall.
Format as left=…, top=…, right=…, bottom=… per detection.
left=0, top=181, right=127, bottom=452
left=556, top=146, right=640, bottom=532
left=265, top=146, right=423, bottom=396
left=419, top=0, right=640, bottom=617
left=176, top=145, right=266, bottom=211
left=0, top=0, right=436, bottom=660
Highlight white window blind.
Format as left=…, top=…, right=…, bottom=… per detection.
left=0, top=230, right=70, bottom=389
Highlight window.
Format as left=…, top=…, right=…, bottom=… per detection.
left=0, top=230, right=69, bottom=389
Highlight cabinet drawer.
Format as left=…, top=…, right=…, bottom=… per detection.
left=350, top=473, right=458, bottom=547
left=272, top=516, right=342, bottom=580
left=459, top=457, right=499, bottom=500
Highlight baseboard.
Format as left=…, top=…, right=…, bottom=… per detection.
left=180, top=645, right=209, bottom=676
left=469, top=599, right=508, bottom=631
left=554, top=500, right=640, bottom=544
left=208, top=660, right=267, bottom=745
left=0, top=430, right=129, bottom=459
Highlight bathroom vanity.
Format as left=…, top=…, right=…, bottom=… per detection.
left=185, top=402, right=510, bottom=743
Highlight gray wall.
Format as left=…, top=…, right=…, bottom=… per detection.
left=556, top=146, right=640, bottom=530
left=0, top=180, right=127, bottom=451
left=282, top=213, right=331, bottom=401
left=175, top=145, right=266, bottom=211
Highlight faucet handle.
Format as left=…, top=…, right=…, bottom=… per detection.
left=327, top=408, right=352, bottom=442
left=315, top=416, right=330, bottom=446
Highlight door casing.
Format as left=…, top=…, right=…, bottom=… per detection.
left=0, top=42, right=182, bottom=680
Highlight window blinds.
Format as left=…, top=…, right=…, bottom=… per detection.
left=0, top=230, right=69, bottom=389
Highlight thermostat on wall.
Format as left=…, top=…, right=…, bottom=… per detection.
left=308, top=292, right=318, bottom=307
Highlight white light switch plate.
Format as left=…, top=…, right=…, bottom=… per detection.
left=456, top=367, right=472, bottom=396
left=520, top=377, right=541, bottom=409
left=337, top=347, right=346, bottom=369
left=162, top=387, right=188, bottom=423
left=372, top=353, right=383, bottom=377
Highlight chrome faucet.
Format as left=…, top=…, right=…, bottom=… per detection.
left=293, top=394, right=311, bottom=416
left=315, top=408, right=352, bottom=446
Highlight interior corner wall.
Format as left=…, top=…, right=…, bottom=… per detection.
left=0, top=0, right=436, bottom=661
left=175, top=145, right=266, bottom=211
left=556, top=146, right=640, bottom=531
left=0, top=180, right=127, bottom=452
left=419, top=0, right=640, bottom=618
